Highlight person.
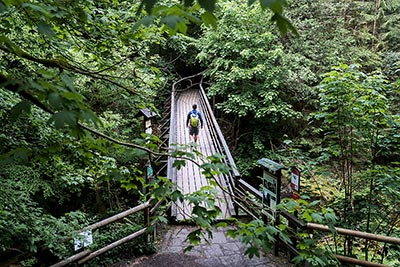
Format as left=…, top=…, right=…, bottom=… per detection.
left=186, top=104, right=204, bottom=143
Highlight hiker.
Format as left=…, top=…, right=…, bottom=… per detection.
left=186, top=104, right=204, bottom=143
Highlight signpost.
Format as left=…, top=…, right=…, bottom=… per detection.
left=257, top=158, right=286, bottom=222
left=135, top=107, right=157, bottom=184
left=135, top=108, right=157, bottom=136
left=135, top=108, right=157, bottom=243
left=257, top=158, right=287, bottom=256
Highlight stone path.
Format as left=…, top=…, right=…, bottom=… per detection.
left=128, top=225, right=293, bottom=267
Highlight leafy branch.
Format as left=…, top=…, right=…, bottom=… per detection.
left=0, top=35, right=140, bottom=96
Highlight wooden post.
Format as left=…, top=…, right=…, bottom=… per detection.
left=144, top=159, right=150, bottom=242
left=144, top=207, right=150, bottom=243
left=273, top=168, right=282, bottom=256
left=135, top=107, right=156, bottom=242
left=256, top=158, right=286, bottom=257
left=144, top=160, right=150, bottom=243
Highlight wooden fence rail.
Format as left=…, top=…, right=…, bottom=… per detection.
left=50, top=199, right=157, bottom=267
left=237, top=179, right=400, bottom=267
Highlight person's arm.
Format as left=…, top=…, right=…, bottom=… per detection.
left=186, top=112, right=190, bottom=127
left=199, top=112, right=204, bottom=128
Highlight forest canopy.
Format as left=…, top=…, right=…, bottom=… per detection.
left=1, top=0, right=399, bottom=266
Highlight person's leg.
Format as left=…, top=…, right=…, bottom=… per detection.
left=193, top=127, right=199, bottom=143
left=189, top=127, right=195, bottom=143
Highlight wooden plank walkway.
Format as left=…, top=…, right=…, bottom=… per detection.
left=171, top=89, right=235, bottom=221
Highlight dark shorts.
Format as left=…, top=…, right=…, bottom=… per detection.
left=189, top=126, right=199, bottom=136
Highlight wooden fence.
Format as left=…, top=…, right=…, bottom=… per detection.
left=50, top=198, right=161, bottom=267
left=235, top=179, right=400, bottom=267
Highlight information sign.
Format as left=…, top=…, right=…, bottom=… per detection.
left=263, top=171, right=278, bottom=220
left=257, top=158, right=286, bottom=222
left=290, top=167, right=301, bottom=200
left=74, top=229, right=93, bottom=251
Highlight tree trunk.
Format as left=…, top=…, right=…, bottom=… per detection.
left=95, top=182, right=107, bottom=214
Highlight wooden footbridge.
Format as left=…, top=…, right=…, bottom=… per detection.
left=166, top=76, right=238, bottom=221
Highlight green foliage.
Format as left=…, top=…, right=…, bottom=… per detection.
left=312, top=64, right=388, bottom=162
left=1, top=0, right=166, bottom=138
left=197, top=2, right=289, bottom=119
left=226, top=219, right=287, bottom=258
left=186, top=186, right=222, bottom=226
left=0, top=173, right=90, bottom=256
left=312, top=63, right=397, bottom=171
left=194, top=1, right=301, bottom=165
left=137, top=0, right=296, bottom=35
left=306, top=63, right=400, bottom=260
left=281, top=198, right=339, bottom=267
left=0, top=86, right=150, bottom=264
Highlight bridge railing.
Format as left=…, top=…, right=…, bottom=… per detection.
left=198, top=77, right=269, bottom=218
left=198, top=80, right=239, bottom=198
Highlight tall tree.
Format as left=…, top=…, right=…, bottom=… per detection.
left=313, top=64, right=400, bottom=260
left=195, top=1, right=300, bottom=175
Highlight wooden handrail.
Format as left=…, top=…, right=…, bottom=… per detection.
left=307, top=223, right=400, bottom=245
left=83, top=199, right=152, bottom=231
left=77, top=228, right=148, bottom=264
left=49, top=250, right=91, bottom=267
left=335, top=254, right=389, bottom=267
left=50, top=199, right=155, bottom=267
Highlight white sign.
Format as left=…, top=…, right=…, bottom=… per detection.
left=291, top=172, right=299, bottom=191
left=74, top=229, right=93, bottom=251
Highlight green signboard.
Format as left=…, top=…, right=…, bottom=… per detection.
left=262, top=171, right=278, bottom=220
left=257, top=158, right=286, bottom=222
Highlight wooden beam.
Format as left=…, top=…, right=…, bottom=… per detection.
left=281, top=210, right=307, bottom=229
left=307, top=223, right=400, bottom=245
left=49, top=250, right=91, bottom=267
left=236, top=179, right=263, bottom=200
left=77, top=228, right=147, bottom=264
left=150, top=199, right=166, bottom=215
left=335, top=254, right=389, bottom=267
left=83, top=200, right=152, bottom=231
